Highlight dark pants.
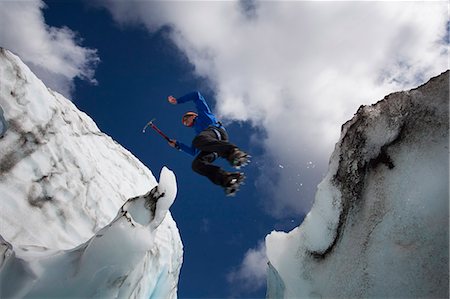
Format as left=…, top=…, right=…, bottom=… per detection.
left=191, top=127, right=237, bottom=187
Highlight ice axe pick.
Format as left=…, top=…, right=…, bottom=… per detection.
left=143, top=119, right=179, bottom=149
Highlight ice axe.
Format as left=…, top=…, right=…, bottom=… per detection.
left=143, top=118, right=179, bottom=149
left=142, top=118, right=171, bottom=141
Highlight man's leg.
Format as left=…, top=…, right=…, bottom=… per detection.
left=192, top=152, right=228, bottom=186
left=192, top=129, right=237, bottom=159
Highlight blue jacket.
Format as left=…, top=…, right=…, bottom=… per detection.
left=176, top=91, right=222, bottom=156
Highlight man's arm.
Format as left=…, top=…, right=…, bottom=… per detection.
left=169, top=91, right=213, bottom=116
left=169, top=139, right=198, bottom=156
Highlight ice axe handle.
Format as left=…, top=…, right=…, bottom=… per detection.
left=143, top=120, right=179, bottom=149
left=150, top=123, right=171, bottom=142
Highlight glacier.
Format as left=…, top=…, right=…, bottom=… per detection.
left=266, top=71, right=449, bottom=298
left=0, top=48, right=183, bottom=298
left=1, top=45, right=448, bottom=299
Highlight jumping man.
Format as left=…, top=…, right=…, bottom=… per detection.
left=167, top=91, right=249, bottom=195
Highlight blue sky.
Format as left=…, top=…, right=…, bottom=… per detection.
left=39, top=3, right=281, bottom=298
left=1, top=1, right=448, bottom=298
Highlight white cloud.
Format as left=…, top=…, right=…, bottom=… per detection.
left=227, top=241, right=267, bottom=294
left=0, top=0, right=99, bottom=98
left=96, top=1, right=448, bottom=216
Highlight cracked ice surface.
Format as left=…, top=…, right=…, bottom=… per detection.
left=0, top=48, right=157, bottom=248
left=1, top=168, right=181, bottom=299
left=266, top=71, right=449, bottom=298
left=0, top=49, right=182, bottom=298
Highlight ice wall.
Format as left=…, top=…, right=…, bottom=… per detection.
left=266, top=71, right=449, bottom=298
left=0, top=48, right=183, bottom=298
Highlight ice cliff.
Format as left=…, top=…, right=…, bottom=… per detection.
left=0, top=48, right=183, bottom=298
left=266, top=71, right=449, bottom=298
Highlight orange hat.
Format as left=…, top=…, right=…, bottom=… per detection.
left=182, top=111, right=198, bottom=127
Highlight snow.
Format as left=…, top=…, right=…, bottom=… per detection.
left=0, top=48, right=183, bottom=298
left=266, top=71, right=449, bottom=298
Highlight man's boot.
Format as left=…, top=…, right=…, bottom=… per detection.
left=223, top=172, right=245, bottom=196
left=228, top=148, right=250, bottom=169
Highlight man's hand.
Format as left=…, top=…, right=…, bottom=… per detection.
left=168, top=139, right=178, bottom=148
left=168, top=96, right=177, bottom=104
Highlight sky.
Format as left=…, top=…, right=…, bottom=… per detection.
left=0, top=1, right=448, bottom=298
